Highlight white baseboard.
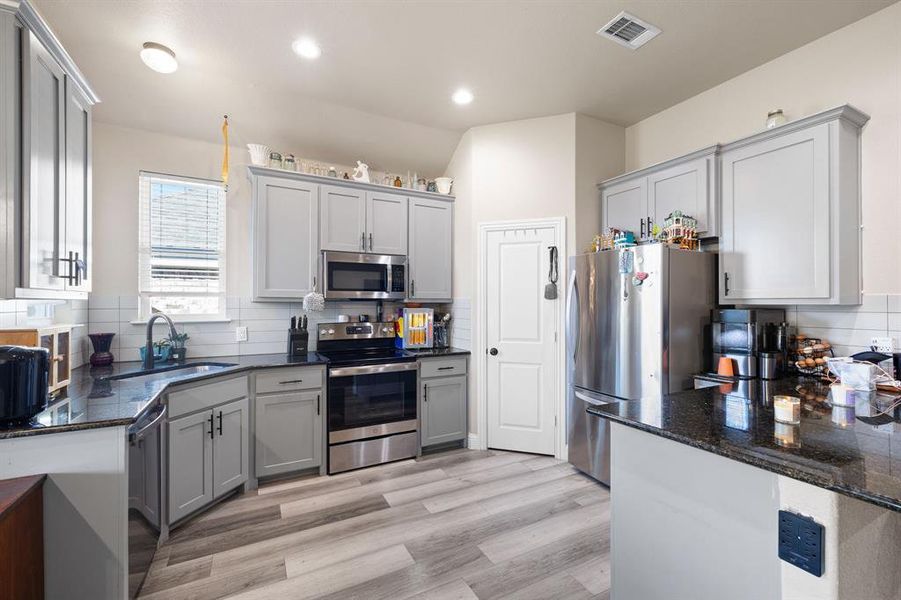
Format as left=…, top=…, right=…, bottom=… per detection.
left=467, top=433, right=481, bottom=450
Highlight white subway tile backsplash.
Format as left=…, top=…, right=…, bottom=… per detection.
left=89, top=308, right=119, bottom=324
left=889, top=313, right=901, bottom=332
left=796, top=310, right=887, bottom=331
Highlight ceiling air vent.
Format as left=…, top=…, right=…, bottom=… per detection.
left=597, top=11, right=661, bottom=50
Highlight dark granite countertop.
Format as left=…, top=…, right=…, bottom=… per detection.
left=0, top=353, right=327, bottom=439
left=404, top=347, right=471, bottom=358
left=587, top=376, right=901, bottom=512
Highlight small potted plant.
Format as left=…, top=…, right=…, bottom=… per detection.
left=139, top=338, right=171, bottom=364
left=169, top=332, right=190, bottom=362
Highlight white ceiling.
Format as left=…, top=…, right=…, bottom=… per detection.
left=33, top=0, right=893, bottom=175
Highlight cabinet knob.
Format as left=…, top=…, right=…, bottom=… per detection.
left=489, top=347, right=498, bottom=356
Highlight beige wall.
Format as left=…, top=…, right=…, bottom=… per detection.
left=575, top=113, right=626, bottom=253
left=444, top=113, right=624, bottom=437
left=92, top=122, right=363, bottom=298
left=625, top=2, right=901, bottom=294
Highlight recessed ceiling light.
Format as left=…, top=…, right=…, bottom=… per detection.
left=452, top=88, right=474, bottom=105
left=140, top=42, right=178, bottom=74
left=292, top=37, right=322, bottom=60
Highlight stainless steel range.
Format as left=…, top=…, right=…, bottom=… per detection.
left=316, top=322, right=419, bottom=473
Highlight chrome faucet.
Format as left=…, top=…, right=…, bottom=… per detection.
left=143, top=312, right=179, bottom=370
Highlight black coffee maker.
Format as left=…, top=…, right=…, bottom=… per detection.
left=0, top=345, right=50, bottom=424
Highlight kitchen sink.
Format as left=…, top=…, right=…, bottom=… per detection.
left=104, top=362, right=237, bottom=383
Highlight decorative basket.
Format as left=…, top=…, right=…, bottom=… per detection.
left=790, top=336, right=834, bottom=376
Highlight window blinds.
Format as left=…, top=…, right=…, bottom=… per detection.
left=138, top=172, right=225, bottom=296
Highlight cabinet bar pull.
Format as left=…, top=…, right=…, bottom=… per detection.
left=316, top=394, right=320, bottom=415
left=411, top=279, right=415, bottom=297
left=361, top=232, right=365, bottom=250
left=424, top=384, right=428, bottom=402
left=208, top=413, right=214, bottom=439
left=647, top=217, right=653, bottom=234
left=217, top=411, right=223, bottom=436
left=369, top=233, right=373, bottom=251
left=640, top=218, right=645, bottom=239
left=437, top=366, right=454, bottom=371
left=724, top=272, right=730, bottom=297
left=279, top=379, right=303, bottom=385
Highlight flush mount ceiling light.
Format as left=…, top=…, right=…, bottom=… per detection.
left=452, top=88, right=474, bottom=105
left=140, top=42, right=178, bottom=73
left=292, top=37, right=322, bottom=60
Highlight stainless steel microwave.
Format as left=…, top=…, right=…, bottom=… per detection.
left=321, top=251, right=406, bottom=300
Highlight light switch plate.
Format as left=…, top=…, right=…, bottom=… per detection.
left=235, top=326, right=248, bottom=342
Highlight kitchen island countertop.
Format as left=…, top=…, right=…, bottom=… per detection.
left=588, top=376, right=901, bottom=513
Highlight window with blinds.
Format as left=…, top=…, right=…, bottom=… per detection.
left=138, top=172, right=226, bottom=319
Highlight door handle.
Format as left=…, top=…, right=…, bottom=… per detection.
left=489, top=348, right=498, bottom=356
left=424, top=384, right=428, bottom=402
left=369, top=233, right=373, bottom=251
left=566, top=269, right=579, bottom=361
left=217, top=411, right=223, bottom=436
left=208, top=413, right=214, bottom=439
left=317, top=394, right=320, bottom=415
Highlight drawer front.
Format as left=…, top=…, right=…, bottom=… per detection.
left=420, top=357, right=467, bottom=379
left=255, top=367, right=323, bottom=394
left=167, top=376, right=248, bottom=419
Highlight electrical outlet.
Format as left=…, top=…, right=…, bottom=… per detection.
left=235, top=326, right=248, bottom=342
left=871, top=337, right=894, bottom=353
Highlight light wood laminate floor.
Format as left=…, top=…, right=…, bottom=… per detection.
left=139, top=449, right=611, bottom=599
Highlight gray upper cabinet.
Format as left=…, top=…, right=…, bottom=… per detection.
left=601, top=178, right=646, bottom=235
left=1, top=7, right=97, bottom=299
left=22, top=30, right=65, bottom=292
left=408, top=198, right=453, bottom=301
left=320, top=184, right=366, bottom=252
left=366, top=191, right=407, bottom=255
left=600, top=147, right=716, bottom=239
left=421, top=375, right=467, bottom=447
left=647, top=152, right=715, bottom=237
left=720, top=106, right=868, bottom=305
left=212, top=397, right=249, bottom=499
left=168, top=409, right=213, bottom=523
left=63, top=78, right=91, bottom=292
left=252, top=175, right=319, bottom=300
left=255, top=389, right=322, bottom=477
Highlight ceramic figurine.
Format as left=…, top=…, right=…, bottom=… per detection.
left=352, top=161, right=371, bottom=183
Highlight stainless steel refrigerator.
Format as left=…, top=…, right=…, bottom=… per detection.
left=566, top=244, right=715, bottom=484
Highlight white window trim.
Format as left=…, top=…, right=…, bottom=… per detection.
left=138, top=171, right=227, bottom=321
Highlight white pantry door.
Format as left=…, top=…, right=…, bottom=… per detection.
left=485, top=226, right=558, bottom=455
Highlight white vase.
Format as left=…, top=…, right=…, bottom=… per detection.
left=434, top=177, right=453, bottom=195
left=247, top=144, right=271, bottom=167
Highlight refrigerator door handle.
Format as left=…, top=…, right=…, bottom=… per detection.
left=574, top=389, right=609, bottom=407
left=566, top=268, right=579, bottom=360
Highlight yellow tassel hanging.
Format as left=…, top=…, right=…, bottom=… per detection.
left=221, top=115, right=229, bottom=188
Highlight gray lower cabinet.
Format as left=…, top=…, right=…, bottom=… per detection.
left=212, top=397, right=250, bottom=499
left=168, top=409, right=214, bottom=523
left=255, top=389, right=322, bottom=477
left=167, top=378, right=250, bottom=524
left=421, top=376, right=467, bottom=447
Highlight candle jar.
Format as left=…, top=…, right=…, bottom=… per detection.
left=774, top=395, right=801, bottom=424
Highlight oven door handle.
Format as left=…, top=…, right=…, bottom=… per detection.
left=329, top=362, right=419, bottom=377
